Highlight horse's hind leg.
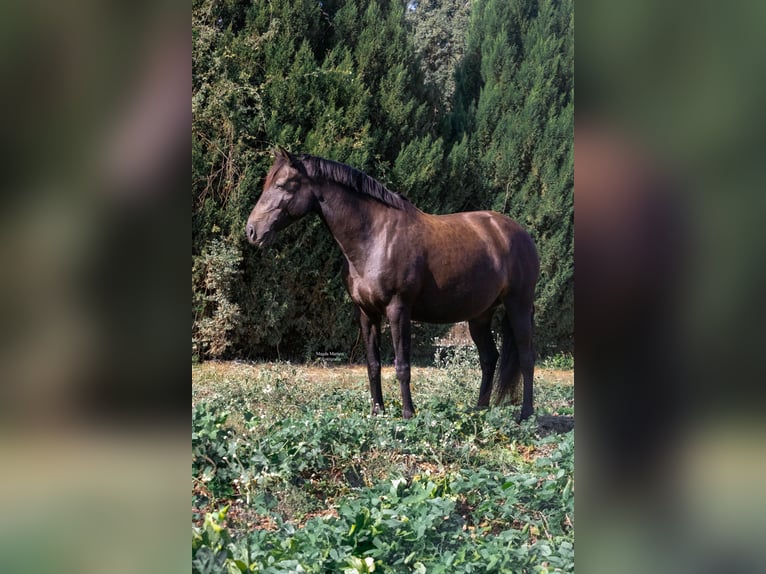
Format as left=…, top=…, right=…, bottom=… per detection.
left=506, top=297, right=535, bottom=420
left=360, top=309, right=384, bottom=415
left=469, top=311, right=499, bottom=408
left=497, top=312, right=521, bottom=404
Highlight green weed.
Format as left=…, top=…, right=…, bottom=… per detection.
left=192, top=362, right=574, bottom=573
left=538, top=352, right=575, bottom=370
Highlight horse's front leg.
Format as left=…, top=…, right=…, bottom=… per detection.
left=359, top=309, right=384, bottom=415
left=387, top=303, right=415, bottom=419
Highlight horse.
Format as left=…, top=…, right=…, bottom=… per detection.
left=246, top=148, right=540, bottom=420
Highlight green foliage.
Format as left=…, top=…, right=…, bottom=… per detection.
left=192, top=237, right=243, bottom=359
left=406, top=0, right=472, bottom=112
left=448, top=0, right=574, bottom=354
left=192, top=363, right=574, bottom=573
left=539, top=352, right=574, bottom=370
left=192, top=402, right=240, bottom=497
left=193, top=0, right=440, bottom=359
left=192, top=0, right=573, bottom=359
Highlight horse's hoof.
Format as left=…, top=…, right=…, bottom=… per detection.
left=402, top=409, right=414, bottom=419
left=518, top=407, right=534, bottom=422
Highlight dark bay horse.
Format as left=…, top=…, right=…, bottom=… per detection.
left=246, top=148, right=540, bottom=420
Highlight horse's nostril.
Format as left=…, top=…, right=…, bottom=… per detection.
left=246, top=223, right=255, bottom=241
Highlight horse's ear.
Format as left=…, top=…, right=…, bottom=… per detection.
left=274, top=146, right=289, bottom=160
left=274, top=146, right=301, bottom=166
left=273, top=146, right=305, bottom=173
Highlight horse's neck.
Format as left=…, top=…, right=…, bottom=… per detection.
left=316, top=183, right=402, bottom=269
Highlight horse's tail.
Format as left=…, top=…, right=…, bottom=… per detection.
left=495, top=311, right=522, bottom=405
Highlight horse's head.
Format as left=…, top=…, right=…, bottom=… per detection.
left=246, top=148, right=317, bottom=246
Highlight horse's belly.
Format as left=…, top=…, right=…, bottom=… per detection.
left=410, top=288, right=502, bottom=323
left=411, top=307, right=491, bottom=324
left=408, top=250, right=508, bottom=322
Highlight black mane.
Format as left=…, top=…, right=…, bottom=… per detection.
left=298, top=154, right=412, bottom=211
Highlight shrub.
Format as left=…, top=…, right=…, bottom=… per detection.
left=192, top=237, right=243, bottom=359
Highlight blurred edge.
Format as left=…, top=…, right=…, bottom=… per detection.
left=2, top=0, right=766, bottom=572
left=0, top=0, right=189, bottom=572
left=576, top=0, right=766, bottom=572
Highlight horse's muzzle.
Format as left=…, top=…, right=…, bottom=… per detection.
left=246, top=222, right=257, bottom=244
left=245, top=221, right=274, bottom=247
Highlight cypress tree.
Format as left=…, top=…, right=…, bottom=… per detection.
left=447, top=0, right=573, bottom=354
left=192, top=0, right=573, bottom=359
left=193, top=0, right=445, bottom=359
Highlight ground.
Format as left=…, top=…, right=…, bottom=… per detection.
left=192, top=358, right=575, bottom=573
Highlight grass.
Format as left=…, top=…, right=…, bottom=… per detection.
left=192, top=355, right=574, bottom=573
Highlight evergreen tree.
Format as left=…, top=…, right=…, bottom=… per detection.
left=193, top=0, right=444, bottom=359
left=405, top=0, right=471, bottom=113
left=447, top=0, right=573, bottom=353
left=192, top=0, right=574, bottom=359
